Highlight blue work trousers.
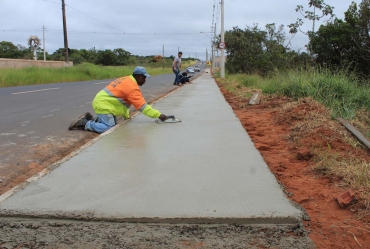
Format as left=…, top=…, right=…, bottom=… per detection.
left=85, top=114, right=117, bottom=134
left=173, top=68, right=180, bottom=84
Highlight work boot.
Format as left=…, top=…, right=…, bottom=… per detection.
left=68, top=113, right=91, bottom=130
left=85, top=112, right=93, bottom=120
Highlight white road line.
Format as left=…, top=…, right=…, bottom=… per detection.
left=94, top=81, right=110, bottom=85
left=12, top=88, right=59, bottom=95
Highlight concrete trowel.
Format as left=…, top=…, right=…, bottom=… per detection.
left=155, top=115, right=181, bottom=124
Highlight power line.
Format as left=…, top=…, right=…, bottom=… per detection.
left=66, top=4, right=149, bottom=42
left=2, top=28, right=211, bottom=36
left=38, top=0, right=59, bottom=4
left=215, top=0, right=221, bottom=34
left=2, top=29, right=43, bottom=32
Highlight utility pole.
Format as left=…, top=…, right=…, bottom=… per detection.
left=206, top=48, right=208, bottom=63
left=43, top=25, right=46, bottom=61
left=220, top=0, right=225, bottom=78
left=212, top=23, right=216, bottom=72
left=61, top=0, right=69, bottom=65
left=162, top=45, right=164, bottom=69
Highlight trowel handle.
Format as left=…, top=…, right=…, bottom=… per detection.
left=166, top=115, right=175, bottom=119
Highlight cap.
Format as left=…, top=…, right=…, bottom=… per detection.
left=133, top=66, right=151, bottom=78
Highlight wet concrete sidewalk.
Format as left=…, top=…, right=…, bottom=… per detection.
left=0, top=69, right=302, bottom=224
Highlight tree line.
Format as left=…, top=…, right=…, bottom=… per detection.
left=0, top=42, right=190, bottom=66
left=216, top=0, right=370, bottom=81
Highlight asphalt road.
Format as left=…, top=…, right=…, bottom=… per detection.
left=0, top=65, right=206, bottom=192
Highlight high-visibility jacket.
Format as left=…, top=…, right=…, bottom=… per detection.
left=92, top=75, right=161, bottom=119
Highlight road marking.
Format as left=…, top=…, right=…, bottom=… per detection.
left=42, top=114, right=54, bottom=119
left=12, top=88, right=59, bottom=95
left=21, top=121, right=30, bottom=126
left=94, top=81, right=110, bottom=85
left=0, top=142, right=16, bottom=147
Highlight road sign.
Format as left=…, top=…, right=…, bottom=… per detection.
left=219, top=42, right=226, bottom=49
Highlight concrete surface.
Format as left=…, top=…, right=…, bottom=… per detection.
left=0, top=69, right=302, bottom=224
left=0, top=219, right=315, bottom=249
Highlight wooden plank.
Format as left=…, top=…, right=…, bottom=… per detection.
left=338, top=117, right=370, bottom=150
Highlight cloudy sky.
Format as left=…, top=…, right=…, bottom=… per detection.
left=0, top=0, right=359, bottom=60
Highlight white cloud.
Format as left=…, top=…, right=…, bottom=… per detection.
left=0, top=0, right=358, bottom=60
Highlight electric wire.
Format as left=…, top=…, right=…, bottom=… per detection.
left=4, top=0, right=216, bottom=58
left=65, top=4, right=149, bottom=42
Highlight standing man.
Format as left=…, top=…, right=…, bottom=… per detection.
left=68, top=66, right=167, bottom=133
left=172, top=51, right=183, bottom=86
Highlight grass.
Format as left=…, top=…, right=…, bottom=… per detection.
left=0, top=60, right=198, bottom=87
left=219, top=67, right=370, bottom=125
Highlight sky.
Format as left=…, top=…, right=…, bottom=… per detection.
left=0, top=0, right=360, bottom=60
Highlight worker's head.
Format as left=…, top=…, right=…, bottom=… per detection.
left=133, top=66, right=151, bottom=86
left=178, top=51, right=183, bottom=58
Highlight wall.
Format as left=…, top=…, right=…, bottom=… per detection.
left=0, top=58, right=73, bottom=68
left=213, top=56, right=227, bottom=69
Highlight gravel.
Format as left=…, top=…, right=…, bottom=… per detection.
left=0, top=218, right=316, bottom=249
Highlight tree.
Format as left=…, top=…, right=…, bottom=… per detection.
left=78, top=48, right=98, bottom=64
left=219, top=24, right=291, bottom=75
left=16, top=44, right=31, bottom=59
left=0, top=41, right=21, bottom=58
left=288, top=0, right=335, bottom=35
left=309, top=1, right=370, bottom=78
left=344, top=0, right=370, bottom=76
left=96, top=49, right=117, bottom=66
left=113, top=48, right=130, bottom=65
left=309, top=19, right=354, bottom=67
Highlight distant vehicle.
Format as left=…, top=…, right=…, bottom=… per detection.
left=187, top=67, right=195, bottom=73
left=194, top=65, right=201, bottom=72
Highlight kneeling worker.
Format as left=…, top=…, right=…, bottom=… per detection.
left=68, top=66, right=167, bottom=133
left=179, top=69, right=192, bottom=84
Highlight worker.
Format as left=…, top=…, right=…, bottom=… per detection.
left=179, top=69, right=192, bottom=84
left=68, top=66, right=167, bottom=133
left=172, top=51, right=183, bottom=86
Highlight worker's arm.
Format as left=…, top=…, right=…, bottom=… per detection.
left=128, top=89, right=164, bottom=119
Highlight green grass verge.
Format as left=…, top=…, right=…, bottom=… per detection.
left=0, top=61, right=197, bottom=87
left=221, top=67, right=370, bottom=120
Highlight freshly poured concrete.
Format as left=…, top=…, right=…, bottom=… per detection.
left=0, top=70, right=302, bottom=224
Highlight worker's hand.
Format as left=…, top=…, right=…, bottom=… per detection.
left=159, top=114, right=167, bottom=121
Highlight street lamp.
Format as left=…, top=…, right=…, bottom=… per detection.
left=220, top=0, right=225, bottom=78
left=201, top=32, right=214, bottom=68
left=203, top=43, right=209, bottom=63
